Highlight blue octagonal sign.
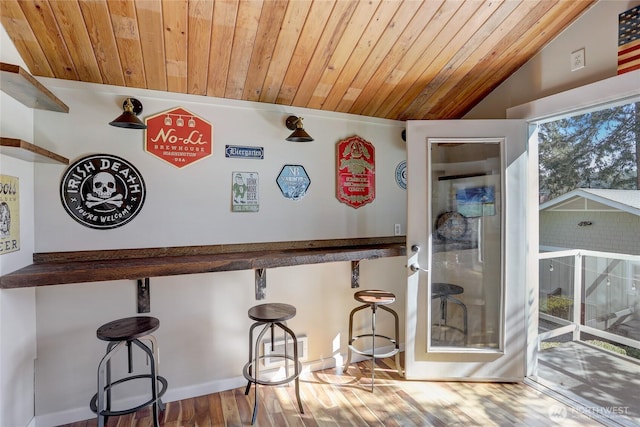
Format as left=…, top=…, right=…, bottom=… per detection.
left=277, top=165, right=310, bottom=200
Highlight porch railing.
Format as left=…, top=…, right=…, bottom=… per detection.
left=538, top=249, right=640, bottom=351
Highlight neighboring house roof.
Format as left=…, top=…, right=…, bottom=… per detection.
left=539, top=188, right=640, bottom=216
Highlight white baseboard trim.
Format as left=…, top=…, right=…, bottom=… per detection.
left=36, top=406, right=94, bottom=427
left=34, top=376, right=248, bottom=427
left=35, top=346, right=403, bottom=427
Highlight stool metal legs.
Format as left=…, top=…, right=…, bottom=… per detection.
left=92, top=335, right=167, bottom=427
left=433, top=295, right=468, bottom=345
left=96, top=341, right=125, bottom=427
left=345, top=303, right=402, bottom=391
left=243, top=320, right=303, bottom=425
left=345, top=304, right=368, bottom=372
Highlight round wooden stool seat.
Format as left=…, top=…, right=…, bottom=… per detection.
left=248, top=303, right=296, bottom=323
left=354, top=289, right=396, bottom=305
left=96, top=316, right=159, bottom=342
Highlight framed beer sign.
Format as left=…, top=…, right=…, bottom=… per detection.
left=145, top=107, right=212, bottom=168
left=336, top=136, right=375, bottom=208
left=0, top=175, right=19, bottom=254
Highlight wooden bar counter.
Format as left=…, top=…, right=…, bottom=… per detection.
left=0, top=237, right=406, bottom=289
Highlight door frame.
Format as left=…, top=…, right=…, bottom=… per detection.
left=506, top=69, right=640, bottom=379
left=404, top=119, right=529, bottom=381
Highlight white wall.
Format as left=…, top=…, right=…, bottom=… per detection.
left=0, top=25, right=38, bottom=427
left=33, top=80, right=407, bottom=250
left=466, top=0, right=640, bottom=119
left=29, top=79, right=408, bottom=426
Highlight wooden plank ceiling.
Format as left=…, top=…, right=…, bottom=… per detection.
left=1, top=0, right=594, bottom=120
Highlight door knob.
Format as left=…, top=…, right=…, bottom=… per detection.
left=410, top=263, right=428, bottom=273
left=411, top=244, right=420, bottom=253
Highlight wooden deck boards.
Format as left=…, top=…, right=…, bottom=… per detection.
left=537, top=341, right=640, bottom=426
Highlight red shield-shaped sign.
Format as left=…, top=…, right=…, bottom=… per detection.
left=145, top=107, right=213, bottom=168
left=336, top=136, right=375, bottom=208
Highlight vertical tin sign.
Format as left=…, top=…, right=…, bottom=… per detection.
left=0, top=175, right=19, bottom=254
left=232, top=172, right=259, bottom=212
left=336, top=136, right=375, bottom=208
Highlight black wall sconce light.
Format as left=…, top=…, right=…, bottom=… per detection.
left=285, top=115, right=314, bottom=142
left=109, top=97, right=147, bottom=130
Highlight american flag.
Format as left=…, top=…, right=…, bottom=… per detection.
left=618, top=5, right=640, bottom=74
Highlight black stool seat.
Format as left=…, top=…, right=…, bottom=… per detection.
left=432, top=283, right=464, bottom=298
left=244, top=302, right=303, bottom=424
left=248, top=303, right=296, bottom=323
left=96, top=316, right=159, bottom=341
left=91, top=316, right=167, bottom=427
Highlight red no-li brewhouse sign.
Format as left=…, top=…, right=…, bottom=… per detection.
left=145, top=107, right=213, bottom=168
left=336, top=135, right=375, bottom=208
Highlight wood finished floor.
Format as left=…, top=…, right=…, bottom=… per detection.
left=61, top=357, right=602, bottom=427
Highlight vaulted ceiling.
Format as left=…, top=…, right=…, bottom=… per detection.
left=1, top=0, right=594, bottom=120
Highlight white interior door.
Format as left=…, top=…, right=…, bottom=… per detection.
left=405, top=120, right=529, bottom=381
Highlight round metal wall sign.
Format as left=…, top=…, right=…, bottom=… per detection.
left=60, top=154, right=146, bottom=229
left=395, top=160, right=407, bottom=190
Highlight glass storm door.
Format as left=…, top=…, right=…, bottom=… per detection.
left=405, top=120, right=529, bottom=380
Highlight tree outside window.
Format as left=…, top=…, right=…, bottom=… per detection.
left=538, top=101, right=639, bottom=203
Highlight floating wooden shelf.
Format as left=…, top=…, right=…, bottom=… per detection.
left=0, top=237, right=406, bottom=289
left=0, top=137, right=69, bottom=164
left=0, top=62, right=69, bottom=112
left=1, top=63, right=69, bottom=164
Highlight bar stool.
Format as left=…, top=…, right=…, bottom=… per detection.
left=243, top=303, right=303, bottom=425
left=345, top=290, right=403, bottom=391
left=432, top=282, right=468, bottom=345
left=90, top=316, right=168, bottom=427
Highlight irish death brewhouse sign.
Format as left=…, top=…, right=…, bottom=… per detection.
left=145, top=107, right=212, bottom=168
left=336, top=136, right=375, bottom=208
left=60, top=154, right=146, bottom=229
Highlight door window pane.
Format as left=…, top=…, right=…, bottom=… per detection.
left=430, top=140, right=502, bottom=349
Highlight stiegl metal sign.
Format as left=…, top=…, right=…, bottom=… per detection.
left=336, top=135, right=375, bottom=208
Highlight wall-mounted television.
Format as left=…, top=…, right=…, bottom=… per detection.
left=456, top=186, right=495, bottom=217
